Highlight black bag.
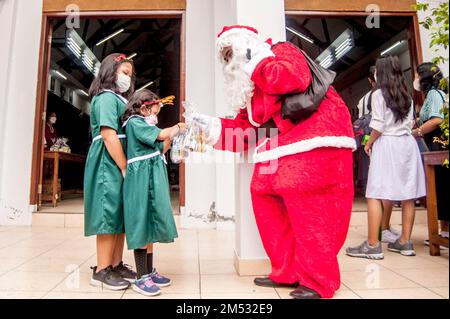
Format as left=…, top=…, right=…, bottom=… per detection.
left=280, top=43, right=337, bottom=123
left=353, top=91, right=374, bottom=148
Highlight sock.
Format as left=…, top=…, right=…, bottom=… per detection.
left=146, top=253, right=154, bottom=274
left=134, top=249, right=148, bottom=279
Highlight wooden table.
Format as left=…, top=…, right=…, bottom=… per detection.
left=40, top=151, right=86, bottom=208
left=423, top=151, right=450, bottom=256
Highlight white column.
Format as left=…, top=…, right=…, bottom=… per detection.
left=0, top=0, right=43, bottom=225
left=183, top=0, right=218, bottom=228
left=231, top=0, right=287, bottom=275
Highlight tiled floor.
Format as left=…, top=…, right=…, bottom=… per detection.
left=0, top=217, right=448, bottom=299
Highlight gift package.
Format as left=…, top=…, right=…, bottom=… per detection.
left=49, top=138, right=71, bottom=153
left=170, top=102, right=207, bottom=164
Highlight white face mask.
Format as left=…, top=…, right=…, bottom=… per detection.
left=413, top=78, right=422, bottom=92
left=145, top=114, right=158, bottom=126
left=49, top=117, right=57, bottom=124
left=116, top=73, right=131, bottom=93
left=374, top=72, right=378, bottom=83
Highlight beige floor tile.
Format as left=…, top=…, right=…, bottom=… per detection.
left=398, top=267, right=449, bottom=288
left=0, top=271, right=69, bottom=291
left=158, top=274, right=200, bottom=294
left=341, top=268, right=420, bottom=290
left=202, top=292, right=280, bottom=299
left=354, top=288, right=443, bottom=299
left=122, top=290, right=200, bottom=299
left=275, top=287, right=359, bottom=299
left=43, top=291, right=123, bottom=299
left=338, top=256, right=380, bottom=272
left=15, top=257, right=86, bottom=273
left=200, top=259, right=236, bottom=275
left=51, top=271, right=125, bottom=294
left=374, top=255, right=448, bottom=270
left=0, top=291, right=47, bottom=299
left=201, top=274, right=277, bottom=294
left=429, top=287, right=449, bottom=299
left=155, top=260, right=199, bottom=275
left=0, top=258, right=30, bottom=275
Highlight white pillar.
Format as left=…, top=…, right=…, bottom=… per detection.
left=231, top=0, right=287, bottom=275
left=0, top=0, right=43, bottom=225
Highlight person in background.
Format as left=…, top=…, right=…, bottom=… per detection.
left=356, top=66, right=401, bottom=244
left=44, top=112, right=58, bottom=150
left=346, top=56, right=426, bottom=259
left=412, top=63, right=449, bottom=244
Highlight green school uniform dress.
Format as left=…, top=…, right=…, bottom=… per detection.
left=123, top=116, right=178, bottom=250
left=84, top=91, right=128, bottom=236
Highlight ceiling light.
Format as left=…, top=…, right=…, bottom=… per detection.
left=127, top=53, right=138, bottom=60
left=137, top=81, right=154, bottom=92
left=96, top=29, right=125, bottom=46
left=79, top=90, right=89, bottom=97
left=55, top=70, right=67, bottom=81
left=286, top=27, right=314, bottom=44
left=381, top=41, right=403, bottom=56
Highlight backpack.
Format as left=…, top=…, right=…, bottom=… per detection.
left=353, top=90, right=374, bottom=148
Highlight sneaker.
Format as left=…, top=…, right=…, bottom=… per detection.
left=424, top=238, right=449, bottom=250
left=149, top=268, right=172, bottom=287
left=90, top=266, right=130, bottom=291
left=346, top=241, right=384, bottom=260
left=132, top=276, right=161, bottom=297
left=381, top=228, right=401, bottom=243
left=388, top=239, right=416, bottom=256
left=113, top=261, right=137, bottom=283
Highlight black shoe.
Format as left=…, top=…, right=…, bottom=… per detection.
left=113, top=261, right=137, bottom=283
left=289, top=285, right=321, bottom=299
left=90, top=266, right=130, bottom=291
left=254, top=277, right=298, bottom=288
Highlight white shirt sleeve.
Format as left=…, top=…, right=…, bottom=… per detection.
left=369, top=90, right=386, bottom=133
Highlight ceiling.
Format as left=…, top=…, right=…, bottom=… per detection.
left=50, top=18, right=182, bottom=94
left=285, top=16, right=412, bottom=89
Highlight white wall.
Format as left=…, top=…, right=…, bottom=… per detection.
left=0, top=0, right=43, bottom=225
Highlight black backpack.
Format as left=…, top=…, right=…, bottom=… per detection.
left=353, top=91, right=374, bottom=148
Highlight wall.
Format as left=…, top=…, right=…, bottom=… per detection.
left=0, top=0, right=43, bottom=225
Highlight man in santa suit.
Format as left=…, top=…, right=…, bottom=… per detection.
left=190, top=25, right=356, bottom=299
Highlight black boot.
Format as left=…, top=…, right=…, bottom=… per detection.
left=254, top=277, right=298, bottom=288
left=289, top=285, right=321, bottom=299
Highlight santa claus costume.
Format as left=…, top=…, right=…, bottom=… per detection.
left=192, top=25, right=356, bottom=299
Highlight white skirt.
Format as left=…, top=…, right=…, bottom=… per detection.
left=366, top=135, right=426, bottom=201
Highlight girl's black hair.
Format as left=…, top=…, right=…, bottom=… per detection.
left=122, top=89, right=160, bottom=123
left=88, top=53, right=136, bottom=100
left=417, top=62, right=448, bottom=94
left=375, top=55, right=412, bottom=123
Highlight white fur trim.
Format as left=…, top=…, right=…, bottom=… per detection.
left=216, top=28, right=259, bottom=49
left=253, top=136, right=357, bottom=163
left=208, top=117, right=222, bottom=146
left=244, top=48, right=275, bottom=76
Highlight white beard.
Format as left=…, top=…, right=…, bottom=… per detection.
left=219, top=35, right=258, bottom=113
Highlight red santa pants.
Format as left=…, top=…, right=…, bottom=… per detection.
left=250, top=147, right=354, bottom=298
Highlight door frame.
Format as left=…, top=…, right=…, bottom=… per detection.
left=30, top=10, right=187, bottom=209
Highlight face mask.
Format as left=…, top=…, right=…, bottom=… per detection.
left=374, top=72, right=377, bottom=83
left=413, top=78, right=422, bottom=92
left=145, top=114, right=158, bottom=126
left=49, top=117, right=57, bottom=124
left=116, top=73, right=131, bottom=93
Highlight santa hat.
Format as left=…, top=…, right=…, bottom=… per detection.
left=216, top=25, right=259, bottom=49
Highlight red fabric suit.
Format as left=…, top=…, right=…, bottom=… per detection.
left=214, top=42, right=355, bottom=298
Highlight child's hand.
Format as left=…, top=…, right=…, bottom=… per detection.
left=177, top=123, right=187, bottom=134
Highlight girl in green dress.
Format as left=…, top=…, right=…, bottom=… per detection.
left=121, top=89, right=187, bottom=297
left=85, top=53, right=138, bottom=290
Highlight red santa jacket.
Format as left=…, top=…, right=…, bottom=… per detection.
left=214, top=42, right=356, bottom=163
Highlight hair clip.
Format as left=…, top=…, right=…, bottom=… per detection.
left=115, top=54, right=127, bottom=62
left=143, top=96, right=176, bottom=108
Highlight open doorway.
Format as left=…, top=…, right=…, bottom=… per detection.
left=285, top=13, right=421, bottom=199
left=33, top=16, right=184, bottom=214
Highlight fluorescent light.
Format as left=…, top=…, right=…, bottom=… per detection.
left=96, top=29, right=125, bottom=46
left=381, top=41, right=403, bottom=56
left=286, top=27, right=314, bottom=44
left=127, top=53, right=138, bottom=60
left=79, top=90, right=89, bottom=97
left=55, top=71, right=67, bottom=80
left=66, top=29, right=100, bottom=75
left=137, top=81, right=154, bottom=92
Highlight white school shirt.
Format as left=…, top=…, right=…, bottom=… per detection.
left=369, top=89, right=414, bottom=136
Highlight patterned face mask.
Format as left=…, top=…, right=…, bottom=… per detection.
left=145, top=114, right=158, bottom=126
